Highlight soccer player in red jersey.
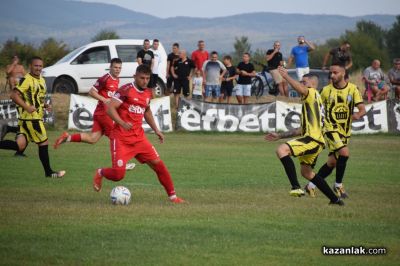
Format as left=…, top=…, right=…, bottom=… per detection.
left=93, top=64, right=185, bottom=204
left=53, top=58, right=135, bottom=170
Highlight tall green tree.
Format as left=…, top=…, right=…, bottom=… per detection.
left=233, top=36, right=251, bottom=62
left=38, top=38, right=70, bottom=66
left=91, top=30, right=120, bottom=42
left=356, top=20, right=387, bottom=49
left=386, top=15, right=400, bottom=60
left=0, top=38, right=36, bottom=67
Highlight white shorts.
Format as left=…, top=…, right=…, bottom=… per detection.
left=296, top=67, right=310, bottom=81
left=235, top=84, right=251, bottom=96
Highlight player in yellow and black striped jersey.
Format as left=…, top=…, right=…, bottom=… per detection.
left=265, top=67, right=343, bottom=206
left=309, top=64, right=366, bottom=199
left=6, top=56, right=65, bottom=178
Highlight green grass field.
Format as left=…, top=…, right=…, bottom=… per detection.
left=0, top=131, right=399, bottom=265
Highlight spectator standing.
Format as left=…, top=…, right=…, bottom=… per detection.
left=388, top=58, right=400, bottom=100
left=322, top=41, right=352, bottom=79
left=192, top=70, right=203, bottom=101
left=191, top=40, right=209, bottom=73
left=202, top=51, right=226, bottom=103
left=266, top=41, right=288, bottom=97
left=6, top=55, right=26, bottom=90
left=363, top=59, right=389, bottom=101
left=236, top=53, right=256, bottom=104
left=171, top=50, right=195, bottom=108
left=288, top=36, right=316, bottom=80
left=137, top=39, right=154, bottom=87
left=220, top=55, right=237, bottom=104
left=149, top=39, right=165, bottom=89
left=166, top=43, right=180, bottom=94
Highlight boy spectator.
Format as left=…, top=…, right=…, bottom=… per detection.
left=191, top=40, right=209, bottom=72
left=192, top=69, right=203, bottom=101
left=388, top=58, right=400, bottom=100
left=288, top=36, right=315, bottom=80
left=236, top=53, right=256, bottom=104
left=202, top=51, right=226, bottom=103
left=363, top=59, right=389, bottom=101
left=166, top=43, right=180, bottom=94
left=171, top=50, right=195, bottom=108
left=220, top=55, right=237, bottom=104
left=266, top=41, right=288, bottom=97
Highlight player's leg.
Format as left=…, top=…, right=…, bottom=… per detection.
left=334, top=145, right=350, bottom=198
left=276, top=140, right=303, bottom=196
left=301, top=164, right=343, bottom=205
left=136, top=140, right=184, bottom=203
left=25, top=120, right=65, bottom=178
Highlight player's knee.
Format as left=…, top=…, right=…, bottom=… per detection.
left=276, top=144, right=290, bottom=158
left=113, top=168, right=126, bottom=181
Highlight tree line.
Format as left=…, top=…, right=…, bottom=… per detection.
left=0, top=17, right=398, bottom=71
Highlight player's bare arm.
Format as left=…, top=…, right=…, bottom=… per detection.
left=278, top=66, right=308, bottom=96
left=106, top=98, right=132, bottom=130
left=144, top=107, right=164, bottom=143
left=89, top=87, right=109, bottom=104
left=265, top=128, right=301, bottom=141
left=10, top=89, right=36, bottom=113
left=352, top=102, right=366, bottom=120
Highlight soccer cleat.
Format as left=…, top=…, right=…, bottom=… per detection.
left=125, top=163, right=136, bottom=170
left=289, top=188, right=305, bottom=197
left=14, top=152, right=27, bottom=158
left=53, top=131, right=69, bottom=149
left=93, top=169, right=103, bottom=192
left=46, top=170, right=66, bottom=178
left=304, top=184, right=316, bottom=198
left=333, top=185, right=348, bottom=199
left=169, top=196, right=185, bottom=204
left=329, top=199, right=345, bottom=206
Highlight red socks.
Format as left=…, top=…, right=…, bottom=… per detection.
left=70, top=134, right=81, bottom=142
left=153, top=161, right=175, bottom=196
left=101, top=168, right=125, bottom=181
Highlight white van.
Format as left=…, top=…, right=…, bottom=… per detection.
left=42, top=39, right=167, bottom=96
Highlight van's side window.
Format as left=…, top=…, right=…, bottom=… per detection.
left=116, top=45, right=142, bottom=62
left=72, top=46, right=111, bottom=65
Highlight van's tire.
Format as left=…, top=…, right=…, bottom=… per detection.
left=153, top=79, right=166, bottom=97
left=53, top=77, right=77, bottom=94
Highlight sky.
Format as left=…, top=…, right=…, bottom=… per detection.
left=77, top=0, right=400, bottom=18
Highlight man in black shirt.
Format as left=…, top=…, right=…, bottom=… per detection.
left=166, top=43, right=180, bottom=94
left=236, top=53, right=256, bottom=104
left=266, top=41, right=288, bottom=96
left=171, top=49, right=195, bottom=108
left=322, top=41, right=352, bottom=79
left=137, top=39, right=155, bottom=86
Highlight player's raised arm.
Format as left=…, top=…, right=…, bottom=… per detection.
left=144, top=107, right=164, bottom=143
left=106, top=98, right=132, bottom=130
left=278, top=66, right=308, bottom=96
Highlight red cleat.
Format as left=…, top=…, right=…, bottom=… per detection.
left=53, top=131, right=69, bottom=149
left=93, top=169, right=103, bottom=192
left=169, top=196, right=185, bottom=204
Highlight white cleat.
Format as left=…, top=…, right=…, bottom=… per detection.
left=126, top=163, right=136, bottom=170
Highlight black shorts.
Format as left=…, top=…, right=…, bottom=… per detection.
left=173, top=79, right=190, bottom=96
left=148, top=74, right=158, bottom=88
left=221, top=84, right=234, bottom=97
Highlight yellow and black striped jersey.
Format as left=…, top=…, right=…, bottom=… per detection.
left=15, top=73, right=46, bottom=120
left=320, top=82, right=363, bottom=137
left=300, top=88, right=325, bottom=145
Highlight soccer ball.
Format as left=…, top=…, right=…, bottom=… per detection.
left=110, top=186, right=131, bottom=205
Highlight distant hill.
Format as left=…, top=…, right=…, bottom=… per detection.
left=0, top=0, right=396, bottom=54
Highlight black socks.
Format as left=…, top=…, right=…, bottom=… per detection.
left=280, top=155, right=301, bottom=189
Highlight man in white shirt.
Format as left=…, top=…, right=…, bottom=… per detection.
left=150, top=39, right=165, bottom=89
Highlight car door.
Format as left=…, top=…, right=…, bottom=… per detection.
left=71, top=46, right=111, bottom=92
left=115, top=44, right=141, bottom=86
